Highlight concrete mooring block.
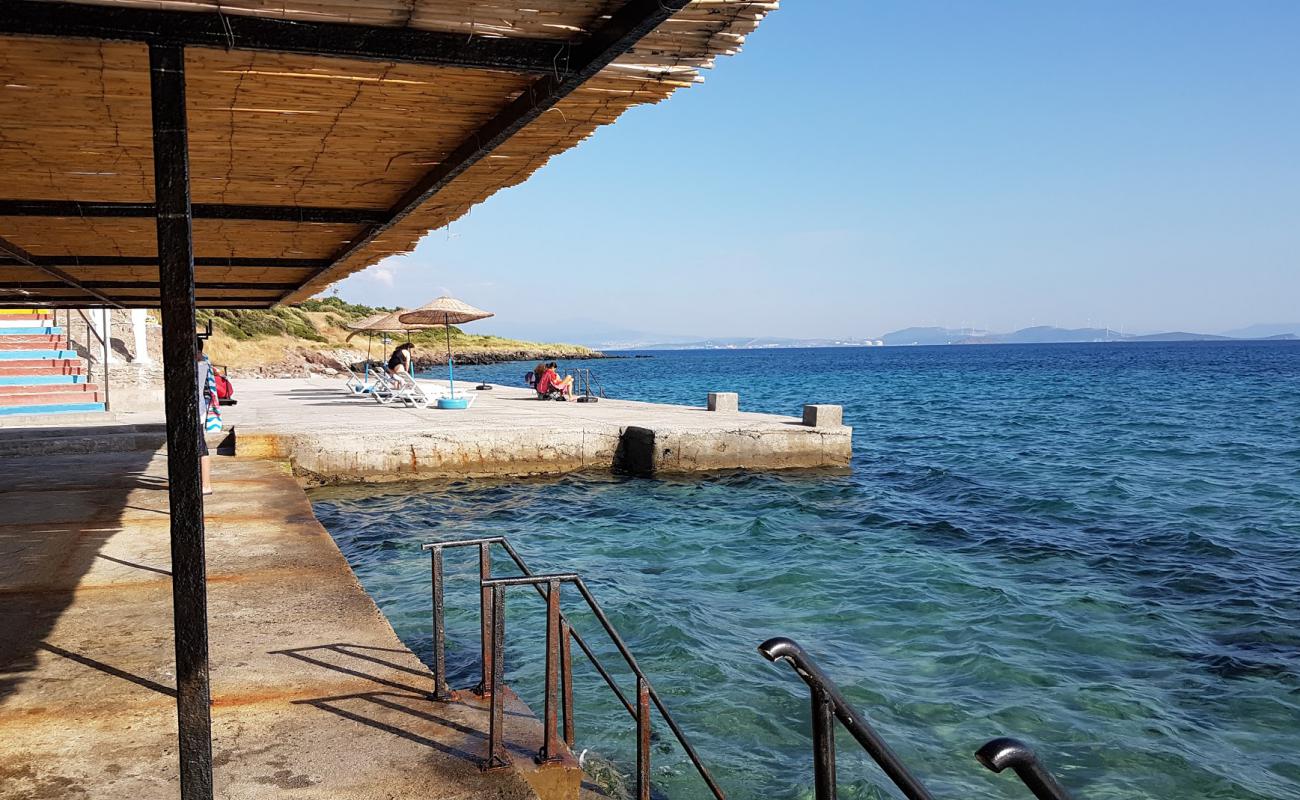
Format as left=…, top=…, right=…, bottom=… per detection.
left=802, top=404, right=843, bottom=428
left=707, top=392, right=738, bottom=412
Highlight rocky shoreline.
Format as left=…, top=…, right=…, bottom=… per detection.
left=224, top=345, right=608, bottom=379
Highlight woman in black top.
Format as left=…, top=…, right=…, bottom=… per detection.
left=387, top=342, right=414, bottom=376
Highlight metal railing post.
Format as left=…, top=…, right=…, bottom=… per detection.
left=976, top=738, right=1075, bottom=800
left=101, top=307, right=112, bottom=412
left=561, top=619, right=574, bottom=747
left=538, top=578, right=563, bottom=764
left=478, top=541, right=493, bottom=696
left=811, top=685, right=837, bottom=800
left=428, top=547, right=453, bottom=700
left=484, top=583, right=508, bottom=771
left=759, top=637, right=936, bottom=800
left=637, top=676, right=651, bottom=800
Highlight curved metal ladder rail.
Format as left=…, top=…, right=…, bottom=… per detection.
left=422, top=536, right=726, bottom=800
left=759, top=637, right=1075, bottom=800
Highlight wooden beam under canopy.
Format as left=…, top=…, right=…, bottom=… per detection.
left=299, top=0, right=691, bottom=301
left=0, top=1, right=571, bottom=74
left=0, top=200, right=386, bottom=225
left=0, top=234, right=124, bottom=308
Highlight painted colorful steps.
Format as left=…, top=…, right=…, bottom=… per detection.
left=0, top=389, right=104, bottom=406
left=0, top=365, right=85, bottom=376
left=0, top=337, right=65, bottom=348
left=0, top=309, right=103, bottom=416
left=0, top=383, right=100, bottom=396
left=0, top=328, right=63, bottom=336
left=0, top=402, right=105, bottom=417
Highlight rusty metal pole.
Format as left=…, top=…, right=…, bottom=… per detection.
left=810, top=685, right=836, bottom=800
left=149, top=41, right=212, bottom=800
left=484, top=583, right=508, bottom=771
left=637, top=677, right=651, bottom=800
left=429, top=547, right=453, bottom=700
left=101, top=307, right=112, bottom=412
left=560, top=619, right=574, bottom=747
left=538, top=579, right=563, bottom=764
left=477, top=541, right=493, bottom=696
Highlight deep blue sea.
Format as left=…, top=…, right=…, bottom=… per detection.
left=311, top=342, right=1300, bottom=800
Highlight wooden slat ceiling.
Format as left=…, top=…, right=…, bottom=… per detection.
left=0, top=0, right=775, bottom=308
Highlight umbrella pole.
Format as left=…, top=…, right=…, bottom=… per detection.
left=364, top=333, right=372, bottom=385
left=445, top=322, right=454, bottom=396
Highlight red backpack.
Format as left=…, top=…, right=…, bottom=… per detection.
left=213, top=371, right=234, bottom=400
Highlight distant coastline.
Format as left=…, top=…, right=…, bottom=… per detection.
left=611, top=324, right=1299, bottom=351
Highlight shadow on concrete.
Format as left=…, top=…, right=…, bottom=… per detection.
left=37, top=642, right=176, bottom=698
left=270, top=644, right=431, bottom=695
left=0, top=442, right=163, bottom=703
left=96, top=552, right=171, bottom=576
left=293, top=691, right=482, bottom=761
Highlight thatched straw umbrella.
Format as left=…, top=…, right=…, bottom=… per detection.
left=399, top=297, right=493, bottom=406
left=346, top=309, right=439, bottom=378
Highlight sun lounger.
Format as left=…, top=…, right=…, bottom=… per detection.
left=345, top=361, right=383, bottom=396
left=368, top=368, right=405, bottom=405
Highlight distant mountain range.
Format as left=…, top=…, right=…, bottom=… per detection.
left=875, top=325, right=1298, bottom=346
left=593, top=323, right=1299, bottom=350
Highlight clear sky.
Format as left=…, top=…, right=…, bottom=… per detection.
left=330, top=1, right=1300, bottom=342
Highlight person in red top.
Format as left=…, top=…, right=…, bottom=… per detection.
left=537, top=362, right=574, bottom=399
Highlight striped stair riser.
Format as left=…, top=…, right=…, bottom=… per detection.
left=0, top=358, right=84, bottom=369
left=0, top=338, right=67, bottom=348
left=0, top=350, right=78, bottom=360
left=0, top=366, right=86, bottom=376
left=0, top=383, right=100, bottom=395
left=0, top=320, right=57, bottom=328
left=0, top=391, right=104, bottom=406
left=0, top=402, right=105, bottom=416
left=0, top=327, right=63, bottom=335
left=0, top=374, right=87, bottom=385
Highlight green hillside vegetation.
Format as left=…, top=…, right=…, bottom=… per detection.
left=196, top=297, right=600, bottom=373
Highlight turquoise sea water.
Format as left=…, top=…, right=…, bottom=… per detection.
left=311, top=342, right=1300, bottom=800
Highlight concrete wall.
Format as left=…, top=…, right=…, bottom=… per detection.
left=236, top=421, right=851, bottom=486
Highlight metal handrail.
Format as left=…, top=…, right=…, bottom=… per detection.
left=67, top=308, right=112, bottom=412
left=759, top=637, right=1076, bottom=800
left=422, top=536, right=726, bottom=800
left=976, top=738, right=1075, bottom=800
left=571, top=367, right=605, bottom=402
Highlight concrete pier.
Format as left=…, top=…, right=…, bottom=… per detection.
left=210, top=378, right=850, bottom=485
left=0, top=376, right=850, bottom=798
left=0, top=449, right=574, bottom=799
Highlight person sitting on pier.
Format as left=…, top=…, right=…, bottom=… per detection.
left=537, top=361, right=574, bottom=400
left=386, top=342, right=415, bottom=377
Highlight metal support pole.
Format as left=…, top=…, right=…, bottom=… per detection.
left=560, top=619, right=574, bottom=747
left=811, top=685, right=837, bottom=800
left=477, top=541, right=493, bottom=696
left=429, top=548, right=453, bottom=700
left=484, top=584, right=508, bottom=771
left=538, top=579, right=563, bottom=764
left=149, top=42, right=212, bottom=800
left=101, top=307, right=112, bottom=412
left=637, top=676, right=652, bottom=800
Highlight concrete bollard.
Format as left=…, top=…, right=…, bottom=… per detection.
left=802, top=404, right=843, bottom=428
left=707, top=392, right=739, bottom=412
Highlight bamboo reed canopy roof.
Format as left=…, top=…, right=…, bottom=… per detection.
left=0, top=0, right=776, bottom=309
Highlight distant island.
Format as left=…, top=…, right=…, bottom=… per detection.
left=614, top=324, right=1299, bottom=350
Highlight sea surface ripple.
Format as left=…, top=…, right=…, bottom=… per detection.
left=312, top=342, right=1300, bottom=800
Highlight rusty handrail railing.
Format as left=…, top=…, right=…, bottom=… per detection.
left=72, top=308, right=112, bottom=412
left=421, top=537, right=726, bottom=800
left=759, top=637, right=1076, bottom=800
